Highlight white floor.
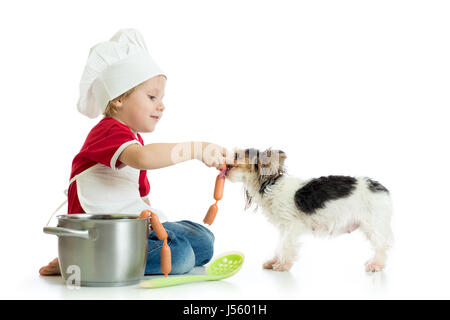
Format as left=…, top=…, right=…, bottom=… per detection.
left=5, top=209, right=450, bottom=300
left=3, top=173, right=450, bottom=300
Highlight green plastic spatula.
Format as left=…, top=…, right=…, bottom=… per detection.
left=140, top=251, right=244, bottom=288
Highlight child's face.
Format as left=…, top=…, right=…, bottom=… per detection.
left=115, top=75, right=166, bottom=133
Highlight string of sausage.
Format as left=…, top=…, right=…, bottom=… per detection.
left=138, top=209, right=171, bottom=277
left=203, top=164, right=226, bottom=225
left=137, top=164, right=227, bottom=276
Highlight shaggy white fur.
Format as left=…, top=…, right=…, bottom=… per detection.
left=226, top=152, right=393, bottom=273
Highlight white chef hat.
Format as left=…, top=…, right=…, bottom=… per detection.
left=77, top=28, right=166, bottom=118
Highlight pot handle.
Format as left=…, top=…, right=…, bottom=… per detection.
left=43, top=227, right=91, bottom=240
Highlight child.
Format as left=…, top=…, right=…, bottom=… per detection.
left=39, top=28, right=229, bottom=276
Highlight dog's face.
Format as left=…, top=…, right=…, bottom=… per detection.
left=225, top=148, right=287, bottom=211
left=226, top=148, right=287, bottom=184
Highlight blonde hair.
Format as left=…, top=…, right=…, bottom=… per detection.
left=103, top=85, right=138, bottom=117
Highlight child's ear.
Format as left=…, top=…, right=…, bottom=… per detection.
left=112, top=99, right=123, bottom=110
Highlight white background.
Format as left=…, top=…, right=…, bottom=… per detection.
left=1, top=0, right=449, bottom=299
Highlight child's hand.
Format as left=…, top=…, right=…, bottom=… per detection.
left=199, top=142, right=231, bottom=169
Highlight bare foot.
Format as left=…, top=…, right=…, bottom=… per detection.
left=39, top=258, right=61, bottom=276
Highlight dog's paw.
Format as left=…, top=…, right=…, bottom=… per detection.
left=365, top=259, right=385, bottom=273
left=262, top=257, right=279, bottom=269
left=272, top=261, right=293, bottom=272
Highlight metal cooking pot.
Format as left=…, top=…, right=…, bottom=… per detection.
left=43, top=214, right=149, bottom=287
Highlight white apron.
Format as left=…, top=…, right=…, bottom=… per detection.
left=68, top=162, right=167, bottom=222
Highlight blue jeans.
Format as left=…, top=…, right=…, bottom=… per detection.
left=145, top=220, right=215, bottom=275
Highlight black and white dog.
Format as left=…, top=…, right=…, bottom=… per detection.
left=224, top=148, right=393, bottom=272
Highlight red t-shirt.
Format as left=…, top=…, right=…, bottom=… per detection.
left=68, top=117, right=150, bottom=214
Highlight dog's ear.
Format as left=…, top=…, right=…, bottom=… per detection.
left=278, top=150, right=287, bottom=166
left=278, top=150, right=287, bottom=174
left=258, top=148, right=287, bottom=177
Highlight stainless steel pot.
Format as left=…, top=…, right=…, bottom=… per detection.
left=43, top=214, right=149, bottom=287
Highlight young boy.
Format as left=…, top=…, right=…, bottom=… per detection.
left=39, top=29, right=230, bottom=276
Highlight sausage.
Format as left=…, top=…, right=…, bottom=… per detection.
left=160, top=239, right=172, bottom=277
left=203, top=203, right=218, bottom=225
left=138, top=210, right=150, bottom=219
left=140, top=210, right=167, bottom=241
left=148, top=210, right=172, bottom=277
left=149, top=211, right=168, bottom=241
left=214, top=175, right=225, bottom=200
left=204, top=165, right=227, bottom=225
